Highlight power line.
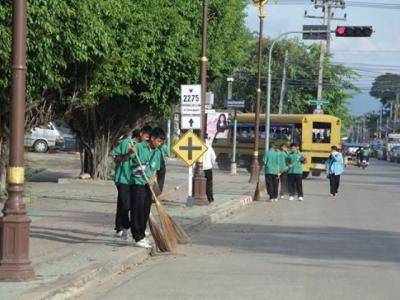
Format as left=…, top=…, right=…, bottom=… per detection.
left=268, top=1, right=400, bottom=9
left=332, top=49, right=400, bottom=53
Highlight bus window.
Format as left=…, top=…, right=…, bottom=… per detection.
left=270, top=125, right=292, bottom=142
left=312, top=122, right=331, bottom=143
left=293, top=125, right=302, bottom=145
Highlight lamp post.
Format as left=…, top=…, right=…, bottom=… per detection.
left=193, top=0, right=209, bottom=205
left=249, top=0, right=268, bottom=183
left=0, top=0, right=35, bottom=281
left=227, top=77, right=238, bottom=175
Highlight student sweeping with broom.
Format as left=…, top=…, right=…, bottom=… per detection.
left=129, top=127, right=165, bottom=248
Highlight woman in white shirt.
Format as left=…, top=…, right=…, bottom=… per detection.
left=203, top=137, right=217, bottom=203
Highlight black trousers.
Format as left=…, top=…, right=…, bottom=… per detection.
left=157, top=166, right=166, bottom=192
left=329, top=175, right=340, bottom=195
left=204, top=169, right=214, bottom=202
left=115, top=184, right=132, bottom=232
left=288, top=174, right=303, bottom=197
left=131, top=184, right=152, bottom=242
left=265, top=174, right=279, bottom=199
left=279, top=172, right=289, bottom=196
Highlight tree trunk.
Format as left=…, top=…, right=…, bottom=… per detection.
left=81, top=132, right=112, bottom=180
left=65, top=100, right=151, bottom=181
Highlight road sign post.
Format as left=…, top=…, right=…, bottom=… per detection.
left=172, top=131, right=208, bottom=166
left=172, top=131, right=208, bottom=206
left=181, top=84, right=202, bottom=130
left=307, top=99, right=329, bottom=106
left=225, top=100, right=245, bottom=109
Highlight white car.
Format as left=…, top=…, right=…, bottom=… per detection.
left=24, top=122, right=65, bottom=153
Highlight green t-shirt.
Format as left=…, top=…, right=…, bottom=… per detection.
left=287, top=151, right=305, bottom=175
left=131, top=141, right=161, bottom=185
left=279, top=151, right=289, bottom=174
left=263, top=149, right=281, bottom=175
left=159, top=144, right=170, bottom=168
left=113, top=138, right=134, bottom=185
left=362, top=148, right=370, bottom=156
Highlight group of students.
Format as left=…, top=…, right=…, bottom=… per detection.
left=263, top=143, right=344, bottom=201
left=263, top=143, right=306, bottom=202
left=113, top=125, right=170, bottom=249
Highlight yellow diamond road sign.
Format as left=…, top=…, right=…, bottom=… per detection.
left=172, top=131, right=208, bottom=166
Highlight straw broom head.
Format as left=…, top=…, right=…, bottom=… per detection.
left=154, top=201, right=178, bottom=251
left=148, top=213, right=173, bottom=253
left=130, top=145, right=178, bottom=252
left=166, top=214, right=190, bottom=244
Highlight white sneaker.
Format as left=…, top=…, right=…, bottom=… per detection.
left=121, top=229, right=129, bottom=241
left=135, top=239, right=152, bottom=249
left=274, top=198, right=278, bottom=202
left=115, top=230, right=123, bottom=237
left=298, top=197, right=304, bottom=201
left=289, top=196, right=294, bottom=201
left=280, top=195, right=285, bottom=199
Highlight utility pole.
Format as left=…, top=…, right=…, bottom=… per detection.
left=362, top=117, right=366, bottom=142
left=379, top=106, right=383, bottom=139
left=193, top=0, right=208, bottom=206
left=305, top=0, right=346, bottom=104
left=278, top=50, right=288, bottom=115
left=394, top=92, right=400, bottom=132
left=0, top=0, right=35, bottom=281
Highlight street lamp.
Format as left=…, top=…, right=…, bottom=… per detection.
left=264, top=30, right=328, bottom=152
left=193, top=0, right=209, bottom=205
left=249, top=0, right=268, bottom=183
left=227, top=77, right=238, bottom=175
left=0, top=0, right=35, bottom=281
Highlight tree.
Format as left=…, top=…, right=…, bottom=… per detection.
left=211, top=38, right=359, bottom=125
left=370, top=73, right=400, bottom=106
left=1, top=0, right=252, bottom=183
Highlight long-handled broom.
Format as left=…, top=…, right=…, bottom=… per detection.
left=130, top=140, right=190, bottom=245
left=127, top=139, right=174, bottom=252
left=148, top=212, right=171, bottom=252
left=130, top=146, right=188, bottom=254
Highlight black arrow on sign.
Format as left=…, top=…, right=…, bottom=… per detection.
left=189, top=118, right=194, bottom=127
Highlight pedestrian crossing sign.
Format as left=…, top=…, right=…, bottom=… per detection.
left=172, top=130, right=208, bottom=166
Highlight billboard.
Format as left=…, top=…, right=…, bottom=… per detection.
left=206, top=112, right=229, bottom=140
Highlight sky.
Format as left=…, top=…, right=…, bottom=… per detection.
left=245, top=0, right=400, bottom=116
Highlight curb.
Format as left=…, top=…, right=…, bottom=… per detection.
left=185, top=193, right=254, bottom=233
left=17, top=193, right=254, bottom=300
left=17, top=248, right=150, bottom=300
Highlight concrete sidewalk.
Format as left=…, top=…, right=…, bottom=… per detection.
left=0, top=163, right=255, bottom=300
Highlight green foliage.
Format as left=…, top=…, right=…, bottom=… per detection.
left=370, top=73, right=400, bottom=107
left=211, top=37, right=359, bottom=125
left=1, top=0, right=251, bottom=115
left=1, top=0, right=252, bottom=178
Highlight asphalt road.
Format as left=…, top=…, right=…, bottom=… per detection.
left=78, top=159, right=400, bottom=300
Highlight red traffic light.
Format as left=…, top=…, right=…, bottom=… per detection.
left=335, top=26, right=373, bottom=37
left=336, top=26, right=346, bottom=36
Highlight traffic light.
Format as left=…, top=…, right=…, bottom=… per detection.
left=303, top=25, right=328, bottom=40
left=335, top=26, right=373, bottom=37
